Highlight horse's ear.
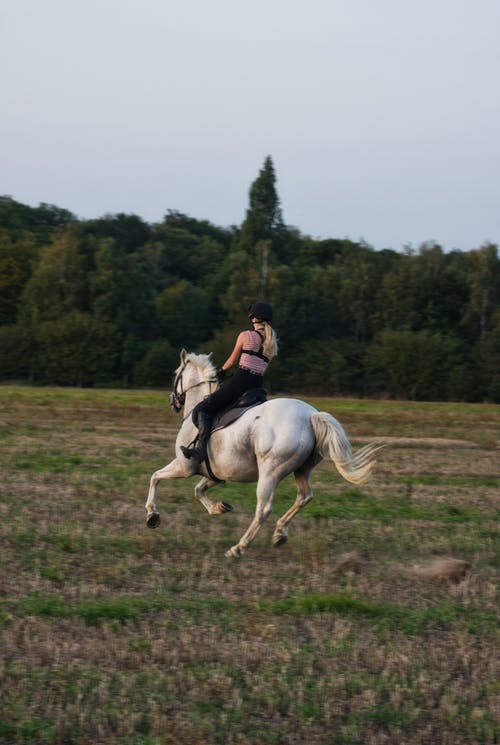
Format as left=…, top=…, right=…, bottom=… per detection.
left=208, top=352, right=213, bottom=359
left=180, top=348, right=187, bottom=363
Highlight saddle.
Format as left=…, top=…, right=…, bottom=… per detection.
left=188, top=388, right=267, bottom=484
left=210, top=388, right=267, bottom=432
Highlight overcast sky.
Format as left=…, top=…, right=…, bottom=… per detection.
left=1, top=0, right=499, bottom=251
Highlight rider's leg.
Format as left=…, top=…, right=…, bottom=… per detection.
left=180, top=369, right=264, bottom=462
left=181, top=410, right=212, bottom=462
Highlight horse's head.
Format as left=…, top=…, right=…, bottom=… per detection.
left=169, top=349, right=217, bottom=412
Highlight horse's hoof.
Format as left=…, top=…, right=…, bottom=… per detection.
left=146, top=511, right=160, bottom=529
left=273, top=533, right=288, bottom=547
left=212, top=501, right=233, bottom=515
left=225, top=545, right=243, bottom=558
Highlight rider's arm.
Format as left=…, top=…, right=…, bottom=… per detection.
left=221, top=332, right=246, bottom=371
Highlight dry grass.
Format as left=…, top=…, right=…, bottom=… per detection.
left=0, top=386, right=498, bottom=744
left=410, top=558, right=472, bottom=583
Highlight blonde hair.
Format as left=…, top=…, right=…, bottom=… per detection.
left=261, top=321, right=278, bottom=360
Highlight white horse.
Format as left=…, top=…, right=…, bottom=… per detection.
left=145, top=350, right=384, bottom=558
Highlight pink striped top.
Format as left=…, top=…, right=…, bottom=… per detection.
left=239, top=330, right=269, bottom=375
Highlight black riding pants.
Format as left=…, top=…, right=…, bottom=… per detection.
left=194, top=368, right=264, bottom=419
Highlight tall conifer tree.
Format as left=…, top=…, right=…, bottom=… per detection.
left=224, top=156, right=284, bottom=320
left=239, top=155, right=284, bottom=250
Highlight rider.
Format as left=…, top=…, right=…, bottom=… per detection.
left=181, top=301, right=278, bottom=463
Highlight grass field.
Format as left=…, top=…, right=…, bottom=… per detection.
left=0, top=386, right=498, bottom=744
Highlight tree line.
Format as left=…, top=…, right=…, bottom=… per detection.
left=1, top=156, right=499, bottom=401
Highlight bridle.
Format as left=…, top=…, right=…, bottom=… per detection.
left=169, top=359, right=218, bottom=417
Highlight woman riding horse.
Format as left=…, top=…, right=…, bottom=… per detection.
left=181, top=301, right=278, bottom=463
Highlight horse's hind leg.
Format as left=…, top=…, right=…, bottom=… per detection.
left=195, top=477, right=233, bottom=515
left=272, top=467, right=314, bottom=547
left=225, top=474, right=277, bottom=558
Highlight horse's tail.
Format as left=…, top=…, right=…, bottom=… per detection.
left=310, top=412, right=384, bottom=485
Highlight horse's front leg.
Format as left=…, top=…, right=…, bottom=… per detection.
left=225, top=474, right=277, bottom=558
left=195, top=477, right=233, bottom=515
left=145, top=457, right=191, bottom=528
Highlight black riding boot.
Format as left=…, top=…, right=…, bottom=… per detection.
left=181, top=412, right=212, bottom=463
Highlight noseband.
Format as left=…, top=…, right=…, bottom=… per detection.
left=169, top=359, right=217, bottom=414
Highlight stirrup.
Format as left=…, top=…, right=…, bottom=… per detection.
left=181, top=445, right=201, bottom=461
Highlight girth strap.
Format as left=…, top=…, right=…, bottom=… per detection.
left=185, top=431, right=224, bottom=484
left=204, top=453, right=224, bottom=484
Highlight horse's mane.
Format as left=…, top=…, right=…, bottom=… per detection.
left=185, top=352, right=217, bottom=382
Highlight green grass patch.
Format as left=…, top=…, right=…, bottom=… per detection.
left=15, top=590, right=498, bottom=635
left=395, top=474, right=500, bottom=488
left=305, top=489, right=494, bottom=523
left=19, top=593, right=155, bottom=624
left=367, top=702, right=412, bottom=727
left=16, top=592, right=235, bottom=625
left=3, top=716, right=55, bottom=745
left=14, top=452, right=95, bottom=473
left=259, top=593, right=499, bottom=634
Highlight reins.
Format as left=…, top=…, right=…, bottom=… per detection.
left=181, top=380, right=217, bottom=423
left=170, top=359, right=217, bottom=421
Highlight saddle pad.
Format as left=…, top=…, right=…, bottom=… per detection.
left=211, top=401, right=264, bottom=433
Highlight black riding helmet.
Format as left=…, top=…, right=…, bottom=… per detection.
left=248, top=301, right=273, bottom=323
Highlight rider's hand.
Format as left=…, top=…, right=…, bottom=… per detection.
left=216, top=367, right=226, bottom=383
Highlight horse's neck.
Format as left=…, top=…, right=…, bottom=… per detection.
left=184, top=380, right=212, bottom=419
left=176, top=381, right=212, bottom=445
